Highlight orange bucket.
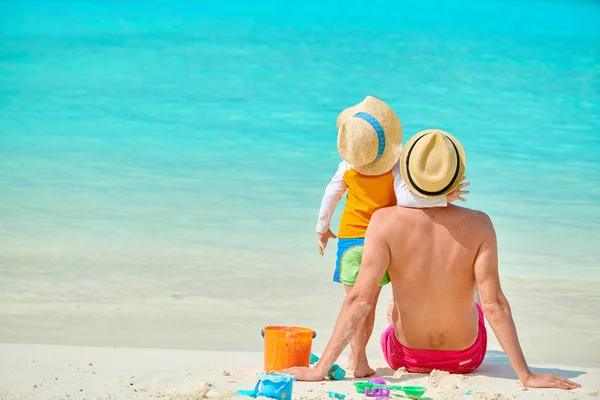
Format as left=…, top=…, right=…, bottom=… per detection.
left=261, top=326, right=316, bottom=372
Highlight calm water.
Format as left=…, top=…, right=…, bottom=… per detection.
left=1, top=0, right=599, bottom=365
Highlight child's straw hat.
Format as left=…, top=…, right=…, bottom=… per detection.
left=336, top=96, right=402, bottom=176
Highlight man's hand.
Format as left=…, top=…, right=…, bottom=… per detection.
left=522, top=373, right=581, bottom=390
left=280, top=366, right=325, bottom=382
left=317, top=229, right=337, bottom=255
left=447, top=177, right=470, bottom=202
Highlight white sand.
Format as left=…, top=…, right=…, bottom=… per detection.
left=1, top=343, right=599, bottom=400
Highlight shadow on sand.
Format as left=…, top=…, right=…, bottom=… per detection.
left=361, top=350, right=586, bottom=383
left=472, top=350, right=587, bottom=380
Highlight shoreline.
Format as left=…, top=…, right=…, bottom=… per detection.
left=2, top=274, right=599, bottom=369
left=1, top=343, right=599, bottom=400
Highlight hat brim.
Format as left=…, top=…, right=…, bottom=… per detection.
left=400, top=129, right=466, bottom=198
left=353, top=140, right=402, bottom=176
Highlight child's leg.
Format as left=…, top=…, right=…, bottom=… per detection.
left=351, top=285, right=382, bottom=378
left=338, top=240, right=381, bottom=376
left=343, top=285, right=359, bottom=370
left=344, top=284, right=381, bottom=377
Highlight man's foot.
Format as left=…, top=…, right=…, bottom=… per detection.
left=353, top=360, right=375, bottom=378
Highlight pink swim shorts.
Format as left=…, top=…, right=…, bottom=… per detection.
left=380, top=303, right=487, bottom=374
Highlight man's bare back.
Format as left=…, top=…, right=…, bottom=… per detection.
left=381, top=204, right=487, bottom=351
left=284, top=129, right=581, bottom=390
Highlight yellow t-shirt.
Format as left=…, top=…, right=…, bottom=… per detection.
left=338, top=168, right=396, bottom=238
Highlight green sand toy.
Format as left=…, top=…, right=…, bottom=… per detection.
left=354, top=381, right=426, bottom=400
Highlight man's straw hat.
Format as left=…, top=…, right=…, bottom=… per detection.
left=400, top=129, right=466, bottom=198
left=336, top=96, right=402, bottom=176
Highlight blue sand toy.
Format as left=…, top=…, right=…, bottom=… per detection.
left=328, top=391, right=346, bottom=399
left=237, top=373, right=296, bottom=400
left=310, top=353, right=346, bottom=380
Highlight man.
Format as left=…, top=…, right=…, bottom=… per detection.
left=283, top=129, right=580, bottom=390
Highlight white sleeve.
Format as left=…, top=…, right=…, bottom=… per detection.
left=393, top=161, right=448, bottom=208
left=316, top=161, right=349, bottom=233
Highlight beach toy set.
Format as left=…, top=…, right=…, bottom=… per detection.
left=238, top=373, right=296, bottom=400
left=248, top=326, right=426, bottom=400
left=260, top=325, right=346, bottom=379
left=354, top=379, right=426, bottom=400
left=240, top=326, right=426, bottom=400
left=238, top=325, right=348, bottom=400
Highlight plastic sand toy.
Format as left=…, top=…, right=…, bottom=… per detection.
left=237, top=373, right=296, bottom=400
left=328, top=391, right=346, bottom=399
left=365, top=387, right=391, bottom=397
left=354, top=380, right=426, bottom=400
left=262, top=326, right=315, bottom=372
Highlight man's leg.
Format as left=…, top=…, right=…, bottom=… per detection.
left=344, top=284, right=381, bottom=378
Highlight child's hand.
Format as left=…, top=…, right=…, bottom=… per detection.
left=447, top=177, right=471, bottom=203
left=317, top=229, right=337, bottom=255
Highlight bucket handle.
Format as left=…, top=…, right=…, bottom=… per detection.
left=261, top=329, right=316, bottom=338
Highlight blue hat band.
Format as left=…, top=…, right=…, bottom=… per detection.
left=353, top=112, right=385, bottom=161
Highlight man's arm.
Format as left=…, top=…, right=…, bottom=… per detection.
left=282, top=210, right=391, bottom=381
left=474, top=213, right=580, bottom=390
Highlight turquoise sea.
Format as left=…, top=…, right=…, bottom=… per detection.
left=1, top=0, right=599, bottom=366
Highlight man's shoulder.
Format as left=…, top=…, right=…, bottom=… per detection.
left=373, top=204, right=428, bottom=218
left=370, top=206, right=396, bottom=225
left=459, top=206, right=493, bottom=223
left=370, top=206, right=413, bottom=228
left=372, top=205, right=402, bottom=217
left=449, top=205, right=495, bottom=232
left=452, top=204, right=486, bottom=213
left=373, top=204, right=494, bottom=225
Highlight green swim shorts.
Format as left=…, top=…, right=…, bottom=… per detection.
left=334, top=238, right=390, bottom=286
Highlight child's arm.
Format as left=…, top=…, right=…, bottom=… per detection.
left=393, top=161, right=469, bottom=207
left=316, top=161, right=349, bottom=254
